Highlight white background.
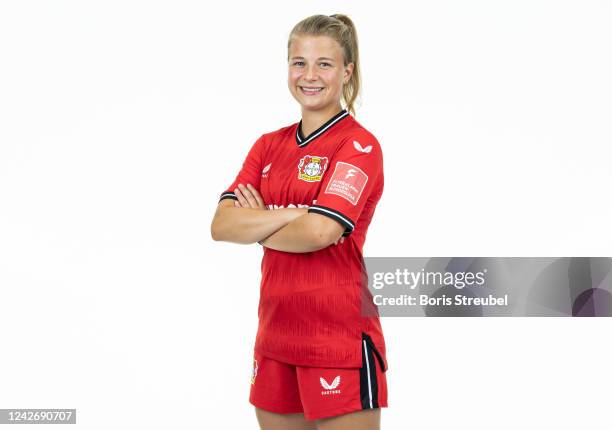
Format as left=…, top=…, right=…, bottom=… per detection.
left=1, top=1, right=611, bottom=429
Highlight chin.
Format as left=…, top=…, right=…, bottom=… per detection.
left=300, top=101, right=325, bottom=110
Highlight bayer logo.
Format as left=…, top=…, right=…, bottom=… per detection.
left=304, top=161, right=322, bottom=177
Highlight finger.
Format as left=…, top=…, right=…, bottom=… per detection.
left=234, top=199, right=241, bottom=208
left=234, top=186, right=249, bottom=207
left=238, top=183, right=258, bottom=208
left=247, top=183, right=266, bottom=209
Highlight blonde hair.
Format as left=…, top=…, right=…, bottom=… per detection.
left=288, top=14, right=361, bottom=117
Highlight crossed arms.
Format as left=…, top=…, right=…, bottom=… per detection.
left=210, top=183, right=345, bottom=253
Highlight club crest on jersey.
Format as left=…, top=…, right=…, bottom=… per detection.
left=297, top=155, right=329, bottom=182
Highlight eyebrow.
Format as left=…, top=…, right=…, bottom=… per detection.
left=290, top=56, right=336, bottom=62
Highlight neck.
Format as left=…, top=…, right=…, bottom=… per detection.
left=300, top=105, right=344, bottom=136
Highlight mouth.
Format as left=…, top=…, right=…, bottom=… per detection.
left=299, top=86, right=324, bottom=95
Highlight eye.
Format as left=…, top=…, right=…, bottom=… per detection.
left=320, top=62, right=331, bottom=67
left=293, top=61, right=304, bottom=66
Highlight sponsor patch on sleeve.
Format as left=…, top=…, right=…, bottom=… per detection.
left=324, top=161, right=369, bottom=205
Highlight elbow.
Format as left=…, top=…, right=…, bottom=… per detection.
left=210, top=218, right=225, bottom=242
left=210, top=224, right=220, bottom=241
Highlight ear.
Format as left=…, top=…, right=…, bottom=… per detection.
left=343, top=63, right=354, bottom=84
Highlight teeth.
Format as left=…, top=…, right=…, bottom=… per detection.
left=301, top=87, right=323, bottom=92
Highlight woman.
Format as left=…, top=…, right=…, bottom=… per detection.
left=211, top=14, right=388, bottom=430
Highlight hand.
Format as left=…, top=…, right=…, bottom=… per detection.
left=333, top=236, right=345, bottom=246
left=234, top=183, right=267, bottom=210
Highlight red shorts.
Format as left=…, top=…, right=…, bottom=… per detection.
left=249, top=333, right=388, bottom=421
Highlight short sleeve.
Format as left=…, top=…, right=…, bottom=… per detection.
left=307, top=133, right=383, bottom=237
left=218, top=134, right=266, bottom=203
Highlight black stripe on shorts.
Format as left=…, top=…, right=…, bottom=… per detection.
left=360, top=332, right=380, bottom=410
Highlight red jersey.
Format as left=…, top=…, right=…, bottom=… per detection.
left=219, top=109, right=387, bottom=370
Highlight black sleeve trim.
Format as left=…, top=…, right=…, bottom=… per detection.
left=218, top=191, right=238, bottom=203
left=307, top=204, right=355, bottom=237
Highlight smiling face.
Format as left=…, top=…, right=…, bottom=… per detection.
left=288, top=34, right=353, bottom=113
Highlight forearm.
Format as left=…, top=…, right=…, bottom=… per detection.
left=211, top=205, right=306, bottom=244
left=259, top=214, right=331, bottom=253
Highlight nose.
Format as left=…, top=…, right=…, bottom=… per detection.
left=304, top=64, right=318, bottom=81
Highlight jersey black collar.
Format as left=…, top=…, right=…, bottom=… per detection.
left=295, top=109, right=350, bottom=148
